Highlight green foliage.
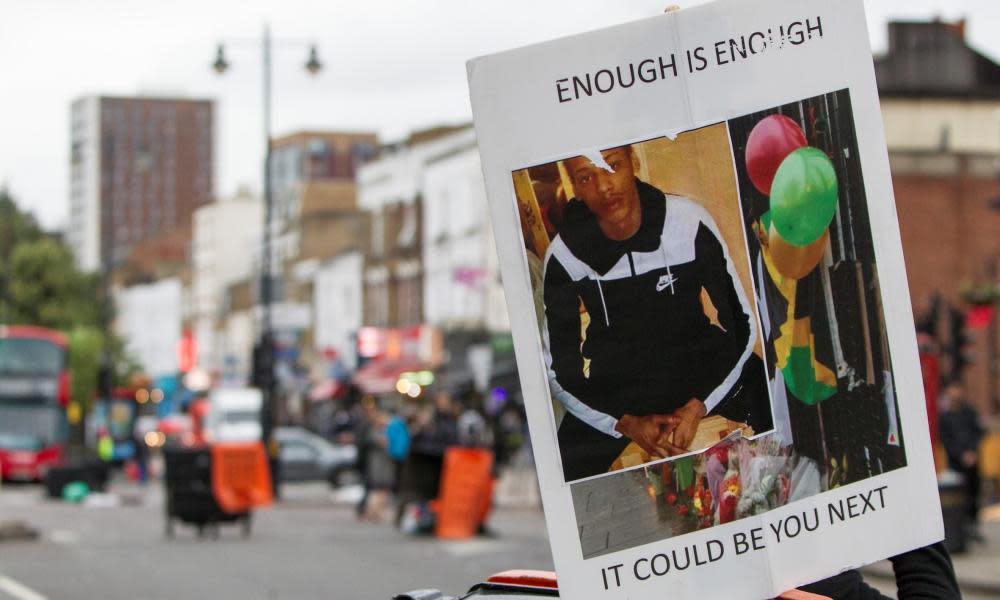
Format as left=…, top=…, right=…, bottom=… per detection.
left=960, top=282, right=1000, bottom=307
left=8, top=237, right=101, bottom=329
left=68, top=326, right=103, bottom=412
left=0, top=188, right=42, bottom=321
left=0, top=189, right=135, bottom=408
left=107, top=334, right=142, bottom=388
left=0, top=188, right=42, bottom=260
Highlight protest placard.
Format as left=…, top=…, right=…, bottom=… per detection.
left=467, top=0, right=943, bottom=598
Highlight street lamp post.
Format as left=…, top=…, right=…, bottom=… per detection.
left=213, top=25, right=322, bottom=462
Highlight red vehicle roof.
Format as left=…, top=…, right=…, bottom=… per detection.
left=486, top=571, right=558, bottom=590
left=475, top=571, right=829, bottom=599
left=1, top=326, right=68, bottom=348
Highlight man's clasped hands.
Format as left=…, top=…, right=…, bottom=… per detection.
left=614, top=398, right=707, bottom=458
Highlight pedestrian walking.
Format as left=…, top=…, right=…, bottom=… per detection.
left=939, top=381, right=986, bottom=542
left=362, top=410, right=396, bottom=522
left=353, top=397, right=378, bottom=520
left=132, top=419, right=150, bottom=485
left=458, top=396, right=493, bottom=448
left=386, top=409, right=411, bottom=468
left=412, top=391, right=459, bottom=456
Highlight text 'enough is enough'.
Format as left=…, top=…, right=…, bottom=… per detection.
left=556, top=16, right=825, bottom=104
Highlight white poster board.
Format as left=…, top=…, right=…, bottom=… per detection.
left=467, top=1, right=942, bottom=598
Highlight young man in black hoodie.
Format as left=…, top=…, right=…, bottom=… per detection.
left=543, top=144, right=766, bottom=481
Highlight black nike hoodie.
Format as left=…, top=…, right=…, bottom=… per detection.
left=542, top=178, right=753, bottom=419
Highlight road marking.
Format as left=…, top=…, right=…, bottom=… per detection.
left=0, top=575, right=48, bottom=600
left=439, top=539, right=511, bottom=557
left=47, top=530, right=78, bottom=545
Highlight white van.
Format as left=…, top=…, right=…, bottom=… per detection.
left=206, top=387, right=263, bottom=442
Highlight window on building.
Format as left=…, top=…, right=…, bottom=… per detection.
left=308, top=139, right=331, bottom=179
left=366, top=281, right=389, bottom=327
left=371, top=208, right=385, bottom=258
left=351, top=141, right=377, bottom=171
left=397, top=202, right=418, bottom=249
left=342, top=287, right=354, bottom=319
left=429, top=188, right=449, bottom=244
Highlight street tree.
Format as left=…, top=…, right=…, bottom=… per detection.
left=0, top=190, right=137, bottom=412
left=7, top=237, right=101, bottom=330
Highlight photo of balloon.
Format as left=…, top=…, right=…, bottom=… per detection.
left=769, top=147, right=839, bottom=247
left=744, top=114, right=808, bottom=195
left=768, top=222, right=829, bottom=280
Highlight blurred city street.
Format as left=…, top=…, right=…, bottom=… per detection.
left=2, top=2, right=1000, bottom=599
left=0, top=480, right=552, bottom=600
left=3, top=478, right=1000, bottom=600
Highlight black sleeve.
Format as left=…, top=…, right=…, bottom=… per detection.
left=694, top=223, right=752, bottom=405
left=543, top=259, right=590, bottom=404
left=799, top=570, right=892, bottom=600
left=799, top=543, right=960, bottom=600
left=890, top=542, right=961, bottom=600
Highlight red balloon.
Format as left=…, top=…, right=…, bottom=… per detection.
left=745, top=114, right=807, bottom=195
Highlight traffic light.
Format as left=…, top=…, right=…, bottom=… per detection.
left=97, top=363, right=115, bottom=399
left=250, top=335, right=275, bottom=392
left=915, top=294, right=941, bottom=337
left=947, top=307, right=974, bottom=381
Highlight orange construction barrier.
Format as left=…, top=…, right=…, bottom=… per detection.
left=476, top=476, right=496, bottom=527
left=434, top=447, right=494, bottom=539
left=210, top=441, right=273, bottom=513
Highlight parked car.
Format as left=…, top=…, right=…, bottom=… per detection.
left=274, top=426, right=357, bottom=487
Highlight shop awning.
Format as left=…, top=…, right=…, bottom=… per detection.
left=351, top=359, right=428, bottom=395
left=308, top=379, right=343, bottom=402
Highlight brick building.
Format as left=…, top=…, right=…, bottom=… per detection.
left=267, top=131, right=378, bottom=373
left=877, top=20, right=1000, bottom=411
left=270, top=131, right=378, bottom=268
left=68, top=96, right=213, bottom=272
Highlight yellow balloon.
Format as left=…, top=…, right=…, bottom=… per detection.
left=768, top=223, right=829, bottom=280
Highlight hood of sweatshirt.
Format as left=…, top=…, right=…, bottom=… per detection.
left=558, top=178, right=667, bottom=276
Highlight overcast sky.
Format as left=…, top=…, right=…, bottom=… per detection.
left=3, top=0, right=1000, bottom=230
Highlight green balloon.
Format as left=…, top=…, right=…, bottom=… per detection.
left=770, top=147, right=839, bottom=247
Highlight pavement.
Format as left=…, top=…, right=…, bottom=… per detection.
left=860, top=506, right=1000, bottom=599
left=0, top=479, right=553, bottom=600
left=2, top=476, right=998, bottom=599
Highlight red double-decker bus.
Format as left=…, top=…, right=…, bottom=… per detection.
left=0, top=325, right=70, bottom=481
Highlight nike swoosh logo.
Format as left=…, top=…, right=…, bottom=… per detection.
left=656, top=273, right=677, bottom=292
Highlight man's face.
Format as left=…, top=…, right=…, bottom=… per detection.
left=565, top=147, right=641, bottom=229
left=945, top=383, right=966, bottom=406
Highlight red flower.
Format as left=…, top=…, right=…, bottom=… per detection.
left=706, top=446, right=729, bottom=466
left=666, top=493, right=678, bottom=505
left=678, top=504, right=690, bottom=516
left=719, top=495, right=737, bottom=524
left=698, top=492, right=713, bottom=516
